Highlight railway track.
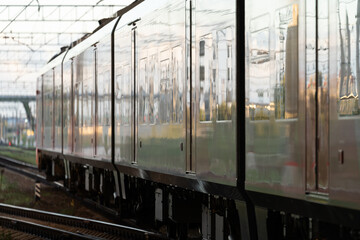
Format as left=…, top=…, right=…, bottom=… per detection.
left=0, top=155, right=116, bottom=217
left=0, top=203, right=165, bottom=240
left=0, top=155, right=48, bottom=184
left=0, top=155, right=167, bottom=239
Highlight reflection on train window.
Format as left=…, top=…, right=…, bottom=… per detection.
left=199, top=34, right=215, bottom=122
left=116, top=65, right=131, bottom=125
left=54, top=67, right=61, bottom=129
left=55, top=86, right=61, bottom=127
left=83, top=83, right=88, bottom=126
left=275, top=4, right=298, bottom=119
left=97, top=70, right=111, bottom=126
left=216, top=27, right=233, bottom=121
left=172, top=46, right=183, bottom=123
left=74, top=81, right=82, bottom=128
left=139, top=58, right=149, bottom=124
left=63, top=65, right=71, bottom=151
left=43, top=71, right=53, bottom=139
left=248, top=14, right=270, bottom=121
left=82, top=49, right=95, bottom=128
left=200, top=41, right=205, bottom=56
left=63, top=62, right=71, bottom=129
left=45, top=91, right=53, bottom=129
left=63, top=85, right=70, bottom=127
left=104, top=71, right=111, bottom=126
left=160, top=51, right=173, bottom=124
left=115, top=67, right=122, bottom=125
left=337, top=0, right=360, bottom=116
left=150, top=54, right=158, bottom=124
left=83, top=83, right=90, bottom=127
left=248, top=5, right=298, bottom=121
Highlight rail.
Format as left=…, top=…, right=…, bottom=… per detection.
left=0, top=203, right=165, bottom=240
left=0, top=155, right=167, bottom=239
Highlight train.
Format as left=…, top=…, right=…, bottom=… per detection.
left=35, top=0, right=360, bottom=239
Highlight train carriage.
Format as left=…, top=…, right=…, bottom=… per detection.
left=36, top=0, right=360, bottom=239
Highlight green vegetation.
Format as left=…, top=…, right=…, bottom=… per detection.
left=0, top=231, right=12, bottom=240
left=59, top=206, right=75, bottom=216
left=0, top=146, right=36, bottom=165
left=0, top=174, right=33, bottom=207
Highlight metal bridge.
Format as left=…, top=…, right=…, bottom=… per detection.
left=0, top=96, right=36, bottom=131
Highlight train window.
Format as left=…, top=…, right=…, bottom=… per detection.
left=172, top=46, right=183, bottom=123
left=103, top=70, right=111, bottom=126
left=149, top=54, right=157, bottom=124
left=63, top=84, right=70, bottom=127
left=160, top=50, right=172, bottom=124
left=337, top=0, right=360, bottom=116
left=54, top=67, right=61, bottom=127
left=116, top=66, right=122, bottom=126
left=83, top=83, right=89, bottom=127
left=216, top=27, right=233, bottom=121
left=83, top=49, right=95, bottom=127
left=54, top=86, right=61, bottom=127
left=63, top=61, right=71, bottom=130
left=74, top=81, right=82, bottom=128
left=116, top=65, right=131, bottom=126
left=123, top=65, right=131, bottom=125
left=248, top=14, right=271, bottom=121
left=43, top=71, right=53, bottom=141
left=200, top=41, right=205, bottom=57
left=139, top=58, right=149, bottom=124
left=199, top=66, right=205, bottom=82
left=97, top=85, right=102, bottom=126
left=274, top=5, right=298, bottom=119
left=44, top=92, right=51, bottom=131
left=97, top=70, right=111, bottom=126
left=199, top=34, right=215, bottom=122
left=248, top=4, right=298, bottom=121
left=97, top=72, right=103, bottom=126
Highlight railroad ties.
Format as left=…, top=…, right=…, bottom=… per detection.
left=0, top=155, right=166, bottom=240
left=0, top=203, right=165, bottom=240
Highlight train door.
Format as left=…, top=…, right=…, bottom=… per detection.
left=327, top=0, right=360, bottom=204
left=193, top=0, right=237, bottom=185
left=73, top=58, right=83, bottom=156
left=186, top=0, right=195, bottom=173
left=114, top=26, right=132, bottom=165
left=305, top=0, right=329, bottom=193
left=132, top=1, right=186, bottom=173
left=131, top=24, right=137, bottom=164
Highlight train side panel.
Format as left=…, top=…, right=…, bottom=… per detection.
left=194, top=0, right=237, bottom=186
left=245, top=0, right=306, bottom=196
left=42, top=69, right=55, bottom=150
left=73, top=56, right=83, bottom=156
left=36, top=76, right=43, bottom=149
left=135, top=0, right=186, bottom=173
left=329, top=0, right=360, bottom=210
left=96, top=36, right=112, bottom=160
left=74, top=48, right=96, bottom=158
left=63, top=60, right=73, bottom=154
left=115, top=27, right=132, bottom=164
left=54, top=66, right=62, bottom=152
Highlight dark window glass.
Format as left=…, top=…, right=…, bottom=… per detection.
left=200, top=41, right=205, bottom=56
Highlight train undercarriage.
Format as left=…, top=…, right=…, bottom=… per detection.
left=38, top=150, right=360, bottom=240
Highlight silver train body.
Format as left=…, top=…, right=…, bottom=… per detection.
left=36, top=0, right=360, bottom=238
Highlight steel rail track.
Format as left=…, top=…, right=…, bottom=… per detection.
left=0, top=155, right=167, bottom=240
left=0, top=155, right=62, bottom=188
left=0, top=203, right=165, bottom=240
left=0, top=215, right=99, bottom=240
left=0, top=155, right=37, bottom=170
left=0, top=155, right=119, bottom=218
